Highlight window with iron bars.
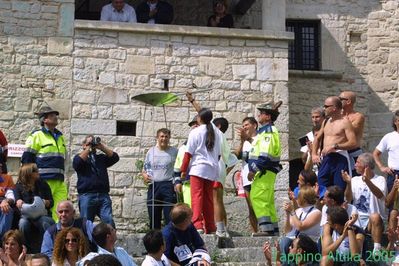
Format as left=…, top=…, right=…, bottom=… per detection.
left=286, top=20, right=320, bottom=70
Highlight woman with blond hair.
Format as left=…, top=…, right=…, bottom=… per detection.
left=52, top=228, right=89, bottom=266
left=280, top=185, right=322, bottom=256
left=0, top=230, right=27, bottom=266
left=14, top=163, right=54, bottom=253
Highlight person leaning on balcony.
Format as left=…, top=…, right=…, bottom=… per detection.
left=21, top=106, right=67, bottom=222
left=136, top=0, right=174, bottom=24
left=100, top=0, right=137, bottom=23
left=207, top=0, right=234, bottom=28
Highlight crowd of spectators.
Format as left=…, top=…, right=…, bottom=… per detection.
left=0, top=87, right=399, bottom=265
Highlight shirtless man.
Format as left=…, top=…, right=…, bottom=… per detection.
left=339, top=91, right=365, bottom=175
left=312, top=96, right=357, bottom=189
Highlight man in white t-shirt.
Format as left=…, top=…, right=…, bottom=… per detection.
left=234, top=117, right=258, bottom=233
left=301, top=107, right=325, bottom=168
left=321, top=206, right=363, bottom=265
left=342, top=153, right=387, bottom=252
left=100, top=0, right=137, bottom=23
left=320, top=185, right=360, bottom=229
left=142, top=229, right=171, bottom=266
left=373, top=110, right=399, bottom=210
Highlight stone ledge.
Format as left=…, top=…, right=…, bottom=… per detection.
left=289, top=69, right=344, bottom=79
left=74, top=20, right=294, bottom=41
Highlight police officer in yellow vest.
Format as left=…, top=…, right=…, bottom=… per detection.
left=21, top=106, right=67, bottom=222
left=247, top=102, right=282, bottom=236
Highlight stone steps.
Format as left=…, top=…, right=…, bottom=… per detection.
left=213, top=247, right=267, bottom=263
left=120, top=233, right=276, bottom=264
left=214, top=263, right=268, bottom=266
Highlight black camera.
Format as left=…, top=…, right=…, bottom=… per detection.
left=89, top=137, right=101, bottom=147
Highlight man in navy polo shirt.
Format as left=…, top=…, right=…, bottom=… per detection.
left=73, top=135, right=119, bottom=227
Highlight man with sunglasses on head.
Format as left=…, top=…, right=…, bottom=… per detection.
left=339, top=91, right=365, bottom=176
left=312, top=96, right=357, bottom=190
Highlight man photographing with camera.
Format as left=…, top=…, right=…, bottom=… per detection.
left=73, top=135, right=119, bottom=227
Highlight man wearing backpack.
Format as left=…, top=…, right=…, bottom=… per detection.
left=41, top=200, right=96, bottom=259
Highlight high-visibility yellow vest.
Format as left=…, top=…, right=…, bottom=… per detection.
left=248, top=123, right=281, bottom=178
left=22, top=128, right=66, bottom=181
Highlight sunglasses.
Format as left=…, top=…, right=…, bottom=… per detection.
left=339, top=97, right=349, bottom=101
left=323, top=105, right=334, bottom=108
left=65, top=238, right=78, bottom=243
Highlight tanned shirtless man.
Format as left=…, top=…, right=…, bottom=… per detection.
left=312, top=96, right=357, bottom=190
left=339, top=91, right=365, bottom=175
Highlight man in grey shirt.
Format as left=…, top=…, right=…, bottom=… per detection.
left=143, top=128, right=178, bottom=229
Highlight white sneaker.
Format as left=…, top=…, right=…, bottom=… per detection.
left=216, top=230, right=230, bottom=238
left=197, top=229, right=204, bottom=234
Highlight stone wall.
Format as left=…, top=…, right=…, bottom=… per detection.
left=71, top=21, right=291, bottom=232
left=0, top=0, right=75, bottom=175
left=286, top=0, right=399, bottom=161
left=0, top=0, right=291, bottom=234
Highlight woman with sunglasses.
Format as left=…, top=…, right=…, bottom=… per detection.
left=52, top=228, right=89, bottom=266
left=14, top=163, right=55, bottom=253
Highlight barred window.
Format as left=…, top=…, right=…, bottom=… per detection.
left=286, top=20, right=320, bottom=70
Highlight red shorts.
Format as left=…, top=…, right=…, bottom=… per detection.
left=212, top=181, right=223, bottom=189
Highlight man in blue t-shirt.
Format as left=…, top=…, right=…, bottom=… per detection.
left=73, top=135, right=119, bottom=227
left=162, top=203, right=210, bottom=266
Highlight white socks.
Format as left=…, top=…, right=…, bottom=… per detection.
left=216, top=221, right=225, bottom=232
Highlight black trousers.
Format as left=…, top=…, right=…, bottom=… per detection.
left=147, top=181, right=176, bottom=229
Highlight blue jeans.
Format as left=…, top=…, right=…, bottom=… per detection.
left=79, top=193, right=115, bottom=227
left=19, top=216, right=54, bottom=253
left=0, top=208, right=13, bottom=239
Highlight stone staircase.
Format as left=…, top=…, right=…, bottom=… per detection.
left=118, top=233, right=275, bottom=265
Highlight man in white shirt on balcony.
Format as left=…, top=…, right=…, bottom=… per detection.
left=101, top=0, right=137, bottom=23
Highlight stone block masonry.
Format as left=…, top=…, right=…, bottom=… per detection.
left=0, top=0, right=293, bottom=234
left=70, top=21, right=292, bottom=233
left=286, top=0, right=399, bottom=161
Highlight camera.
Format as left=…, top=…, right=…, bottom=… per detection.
left=89, top=137, right=101, bottom=147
